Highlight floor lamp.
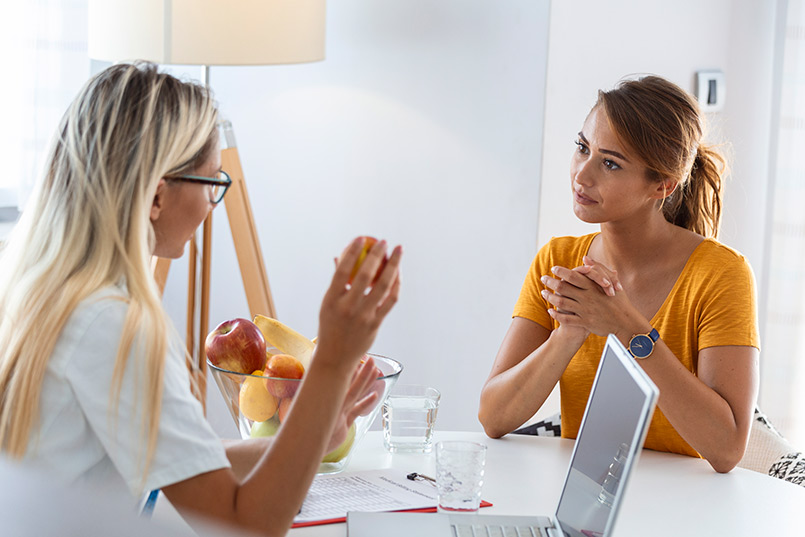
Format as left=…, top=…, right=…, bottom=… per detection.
left=88, top=0, right=326, bottom=411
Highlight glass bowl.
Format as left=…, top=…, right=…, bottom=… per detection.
left=208, top=353, right=402, bottom=474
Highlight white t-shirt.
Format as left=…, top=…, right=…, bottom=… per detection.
left=22, top=284, right=230, bottom=500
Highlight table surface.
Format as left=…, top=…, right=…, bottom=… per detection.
left=291, top=430, right=805, bottom=537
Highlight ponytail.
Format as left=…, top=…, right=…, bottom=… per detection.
left=664, top=144, right=726, bottom=238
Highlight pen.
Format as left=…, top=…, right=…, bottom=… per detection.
left=407, top=472, right=437, bottom=486
left=141, top=489, right=159, bottom=518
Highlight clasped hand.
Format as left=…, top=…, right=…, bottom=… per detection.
left=541, top=256, right=630, bottom=338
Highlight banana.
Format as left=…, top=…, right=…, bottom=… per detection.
left=253, top=315, right=315, bottom=368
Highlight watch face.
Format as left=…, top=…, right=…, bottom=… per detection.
left=629, top=334, right=653, bottom=358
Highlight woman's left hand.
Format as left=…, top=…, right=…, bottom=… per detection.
left=541, top=258, right=632, bottom=337
left=324, top=356, right=380, bottom=453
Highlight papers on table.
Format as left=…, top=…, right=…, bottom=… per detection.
left=292, top=469, right=439, bottom=527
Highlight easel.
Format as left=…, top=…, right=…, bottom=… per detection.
left=153, top=120, right=276, bottom=412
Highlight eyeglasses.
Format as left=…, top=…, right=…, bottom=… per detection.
left=169, top=170, right=232, bottom=204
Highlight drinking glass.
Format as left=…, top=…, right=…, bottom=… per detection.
left=435, top=441, right=487, bottom=513
left=381, top=385, right=440, bottom=453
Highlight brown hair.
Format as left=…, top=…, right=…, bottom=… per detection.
left=596, top=75, right=726, bottom=238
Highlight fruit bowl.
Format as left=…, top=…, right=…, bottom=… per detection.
left=209, top=353, right=403, bottom=474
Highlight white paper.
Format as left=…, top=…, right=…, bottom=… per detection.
left=294, top=469, right=438, bottom=524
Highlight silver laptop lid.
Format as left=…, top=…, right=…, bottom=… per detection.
left=554, top=334, right=659, bottom=537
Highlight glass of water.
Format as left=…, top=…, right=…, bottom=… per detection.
left=381, top=385, right=440, bottom=453
left=435, top=441, right=487, bottom=513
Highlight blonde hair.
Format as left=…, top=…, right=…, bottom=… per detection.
left=596, top=76, right=727, bottom=238
left=0, top=63, right=218, bottom=485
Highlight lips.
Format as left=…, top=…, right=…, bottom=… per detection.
left=574, top=189, right=597, bottom=205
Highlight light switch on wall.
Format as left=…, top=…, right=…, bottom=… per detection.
left=695, top=70, right=725, bottom=112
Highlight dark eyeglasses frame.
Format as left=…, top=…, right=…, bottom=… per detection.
left=169, top=170, right=232, bottom=204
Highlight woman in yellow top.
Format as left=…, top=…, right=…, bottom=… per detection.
left=479, top=75, right=759, bottom=473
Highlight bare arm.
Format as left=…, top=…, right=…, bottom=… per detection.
left=545, top=263, right=758, bottom=472
left=618, top=330, right=758, bottom=472
left=478, top=317, right=584, bottom=438
left=221, top=438, right=272, bottom=482
left=162, top=239, right=402, bottom=536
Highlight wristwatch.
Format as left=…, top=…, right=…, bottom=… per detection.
left=628, top=328, right=660, bottom=359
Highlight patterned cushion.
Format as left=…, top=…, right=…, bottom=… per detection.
left=768, top=452, right=805, bottom=486
left=512, top=413, right=562, bottom=437
left=738, top=408, right=805, bottom=488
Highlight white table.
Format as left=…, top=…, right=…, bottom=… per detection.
left=291, top=430, right=805, bottom=537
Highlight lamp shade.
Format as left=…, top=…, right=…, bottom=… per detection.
left=88, top=0, right=325, bottom=65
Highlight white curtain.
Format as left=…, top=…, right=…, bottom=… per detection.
left=762, top=0, right=805, bottom=447
left=0, top=0, right=89, bottom=211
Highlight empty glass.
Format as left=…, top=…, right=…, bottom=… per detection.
left=435, top=441, right=487, bottom=513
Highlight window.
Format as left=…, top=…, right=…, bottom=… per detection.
left=761, top=0, right=805, bottom=446
left=0, top=0, right=89, bottom=214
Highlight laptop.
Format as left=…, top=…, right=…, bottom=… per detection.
left=347, top=333, right=659, bottom=537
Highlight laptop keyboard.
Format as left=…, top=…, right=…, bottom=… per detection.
left=451, top=524, right=549, bottom=537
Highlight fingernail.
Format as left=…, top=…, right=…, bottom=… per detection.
left=616, top=282, right=624, bottom=291
left=540, top=276, right=548, bottom=285
left=551, top=266, right=559, bottom=274
left=603, top=278, right=611, bottom=287
left=540, top=290, right=548, bottom=299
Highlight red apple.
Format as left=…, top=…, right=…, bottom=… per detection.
left=264, top=354, right=305, bottom=399
left=205, top=318, right=266, bottom=375
left=340, top=236, right=388, bottom=285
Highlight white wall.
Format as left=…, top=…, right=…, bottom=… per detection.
left=162, top=1, right=551, bottom=436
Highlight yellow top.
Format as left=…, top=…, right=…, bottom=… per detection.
left=513, top=233, right=760, bottom=457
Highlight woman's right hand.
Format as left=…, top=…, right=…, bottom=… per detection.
left=540, top=271, right=590, bottom=346
left=315, top=237, right=402, bottom=369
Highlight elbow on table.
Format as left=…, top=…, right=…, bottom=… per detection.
left=706, top=445, right=746, bottom=474
left=708, top=458, right=738, bottom=474
left=481, top=422, right=508, bottom=440
left=478, top=406, right=510, bottom=439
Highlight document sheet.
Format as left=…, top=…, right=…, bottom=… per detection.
left=293, top=469, right=438, bottom=526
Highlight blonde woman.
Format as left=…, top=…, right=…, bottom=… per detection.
left=479, top=76, right=759, bottom=473
left=0, top=62, right=402, bottom=536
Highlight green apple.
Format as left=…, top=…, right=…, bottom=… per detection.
left=250, top=416, right=281, bottom=438
left=322, top=423, right=356, bottom=463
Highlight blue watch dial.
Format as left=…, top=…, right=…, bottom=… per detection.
left=629, top=335, right=653, bottom=358
left=629, top=328, right=659, bottom=359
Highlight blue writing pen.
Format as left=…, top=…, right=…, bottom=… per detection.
left=141, top=489, right=159, bottom=518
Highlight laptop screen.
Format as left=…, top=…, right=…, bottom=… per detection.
left=554, top=335, right=658, bottom=537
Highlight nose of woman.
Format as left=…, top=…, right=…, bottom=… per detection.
left=573, top=158, right=594, bottom=188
